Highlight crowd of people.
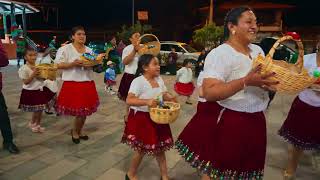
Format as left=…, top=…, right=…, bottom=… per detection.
left=0, top=6, right=319, bottom=180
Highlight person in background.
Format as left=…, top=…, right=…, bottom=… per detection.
left=38, top=47, right=58, bottom=115
left=174, top=59, right=195, bottom=104
left=279, top=39, right=320, bottom=180
left=16, top=34, right=27, bottom=67
left=104, top=61, right=117, bottom=95
left=118, top=32, right=141, bottom=122
left=195, top=49, right=208, bottom=77
left=49, top=36, right=57, bottom=49
left=0, top=41, right=20, bottom=154
left=166, top=47, right=178, bottom=75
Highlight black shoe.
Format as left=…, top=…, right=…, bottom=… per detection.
left=45, top=111, right=54, bottom=115
left=3, top=142, right=20, bottom=154
left=79, top=135, right=89, bottom=141
left=71, top=130, right=80, bottom=144
left=125, top=174, right=130, bottom=180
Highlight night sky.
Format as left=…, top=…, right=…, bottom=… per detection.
left=26, top=0, right=319, bottom=28
left=12, top=0, right=320, bottom=43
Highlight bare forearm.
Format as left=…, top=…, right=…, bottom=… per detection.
left=123, top=50, right=136, bottom=65
left=57, top=62, right=74, bottom=69
left=23, top=76, right=35, bottom=85
left=163, top=92, right=176, bottom=102
left=126, top=96, right=149, bottom=106
left=203, top=78, right=245, bottom=101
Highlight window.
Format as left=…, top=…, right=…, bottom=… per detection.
left=172, top=45, right=185, bottom=53
left=160, top=44, right=172, bottom=51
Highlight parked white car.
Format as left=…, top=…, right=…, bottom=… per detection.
left=159, top=41, right=200, bottom=66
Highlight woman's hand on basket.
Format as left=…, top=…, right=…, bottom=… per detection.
left=146, top=99, right=158, bottom=108
left=163, top=92, right=178, bottom=103
left=244, top=64, right=279, bottom=89
left=72, top=59, right=83, bottom=67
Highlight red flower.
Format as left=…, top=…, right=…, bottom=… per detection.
left=286, top=32, right=301, bottom=40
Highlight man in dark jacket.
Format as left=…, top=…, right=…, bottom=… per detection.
left=0, top=41, right=20, bottom=154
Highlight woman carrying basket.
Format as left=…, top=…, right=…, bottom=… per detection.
left=55, top=26, right=104, bottom=144
left=279, top=40, right=320, bottom=180
left=175, top=6, right=278, bottom=180
left=122, top=54, right=176, bottom=180
left=118, top=32, right=141, bottom=122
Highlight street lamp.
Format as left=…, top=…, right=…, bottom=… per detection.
left=132, top=0, right=135, bottom=26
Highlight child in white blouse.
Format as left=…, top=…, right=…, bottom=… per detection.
left=174, top=59, right=194, bottom=104
left=18, top=48, right=55, bottom=133
left=122, top=54, right=176, bottom=180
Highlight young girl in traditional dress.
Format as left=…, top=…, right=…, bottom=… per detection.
left=118, top=32, right=141, bottom=121
left=18, top=48, right=56, bottom=133
left=104, top=61, right=116, bottom=95
left=122, top=54, right=176, bottom=180
left=174, top=59, right=194, bottom=104
left=279, top=41, right=320, bottom=180
left=176, top=7, right=278, bottom=180
left=55, top=26, right=103, bottom=144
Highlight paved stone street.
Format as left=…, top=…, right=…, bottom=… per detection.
left=0, top=63, right=319, bottom=180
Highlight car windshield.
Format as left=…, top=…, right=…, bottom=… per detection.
left=181, top=44, right=197, bottom=53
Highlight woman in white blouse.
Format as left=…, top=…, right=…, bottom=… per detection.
left=279, top=40, right=320, bottom=179
left=176, top=6, right=278, bottom=180
left=55, top=26, right=104, bottom=144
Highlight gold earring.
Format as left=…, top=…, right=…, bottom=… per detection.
left=232, top=30, right=236, bottom=35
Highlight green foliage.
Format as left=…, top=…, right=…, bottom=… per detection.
left=117, top=21, right=152, bottom=44
left=192, top=23, right=223, bottom=49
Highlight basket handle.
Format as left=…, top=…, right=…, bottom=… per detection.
left=266, top=35, right=304, bottom=70
left=139, top=34, right=160, bottom=43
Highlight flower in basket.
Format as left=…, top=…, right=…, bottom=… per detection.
left=80, top=52, right=104, bottom=65
left=285, top=32, right=301, bottom=40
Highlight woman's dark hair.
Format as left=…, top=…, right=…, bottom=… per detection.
left=135, top=54, right=155, bottom=77
left=182, top=59, right=192, bottom=67
left=223, top=6, right=253, bottom=41
left=71, top=26, right=85, bottom=35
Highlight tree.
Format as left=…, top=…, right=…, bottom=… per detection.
left=192, top=23, right=223, bottom=49
left=117, top=21, right=152, bottom=45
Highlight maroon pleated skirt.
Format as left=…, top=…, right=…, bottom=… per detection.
left=176, top=102, right=266, bottom=179
left=118, top=73, right=135, bottom=101
left=174, top=82, right=195, bottom=96
left=19, top=87, right=56, bottom=112
left=121, top=109, right=174, bottom=155
left=279, top=97, right=320, bottom=150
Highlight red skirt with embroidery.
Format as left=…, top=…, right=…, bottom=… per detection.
left=279, top=97, right=320, bottom=150
left=121, top=109, right=174, bottom=155
left=55, top=81, right=99, bottom=116
left=176, top=102, right=266, bottom=179
left=19, top=87, right=56, bottom=112
left=118, top=73, right=135, bottom=101
left=174, top=82, right=195, bottom=96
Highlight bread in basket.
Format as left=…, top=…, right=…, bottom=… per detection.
left=80, top=52, right=103, bottom=66
left=252, top=35, right=317, bottom=93
left=35, top=63, right=58, bottom=80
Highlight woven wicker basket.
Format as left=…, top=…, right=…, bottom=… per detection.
left=80, top=53, right=103, bottom=66
left=253, top=35, right=317, bottom=93
left=149, top=102, right=180, bottom=124
left=138, top=34, right=161, bottom=56
left=36, top=64, right=57, bottom=80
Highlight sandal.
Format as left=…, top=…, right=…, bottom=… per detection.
left=283, top=170, right=295, bottom=180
